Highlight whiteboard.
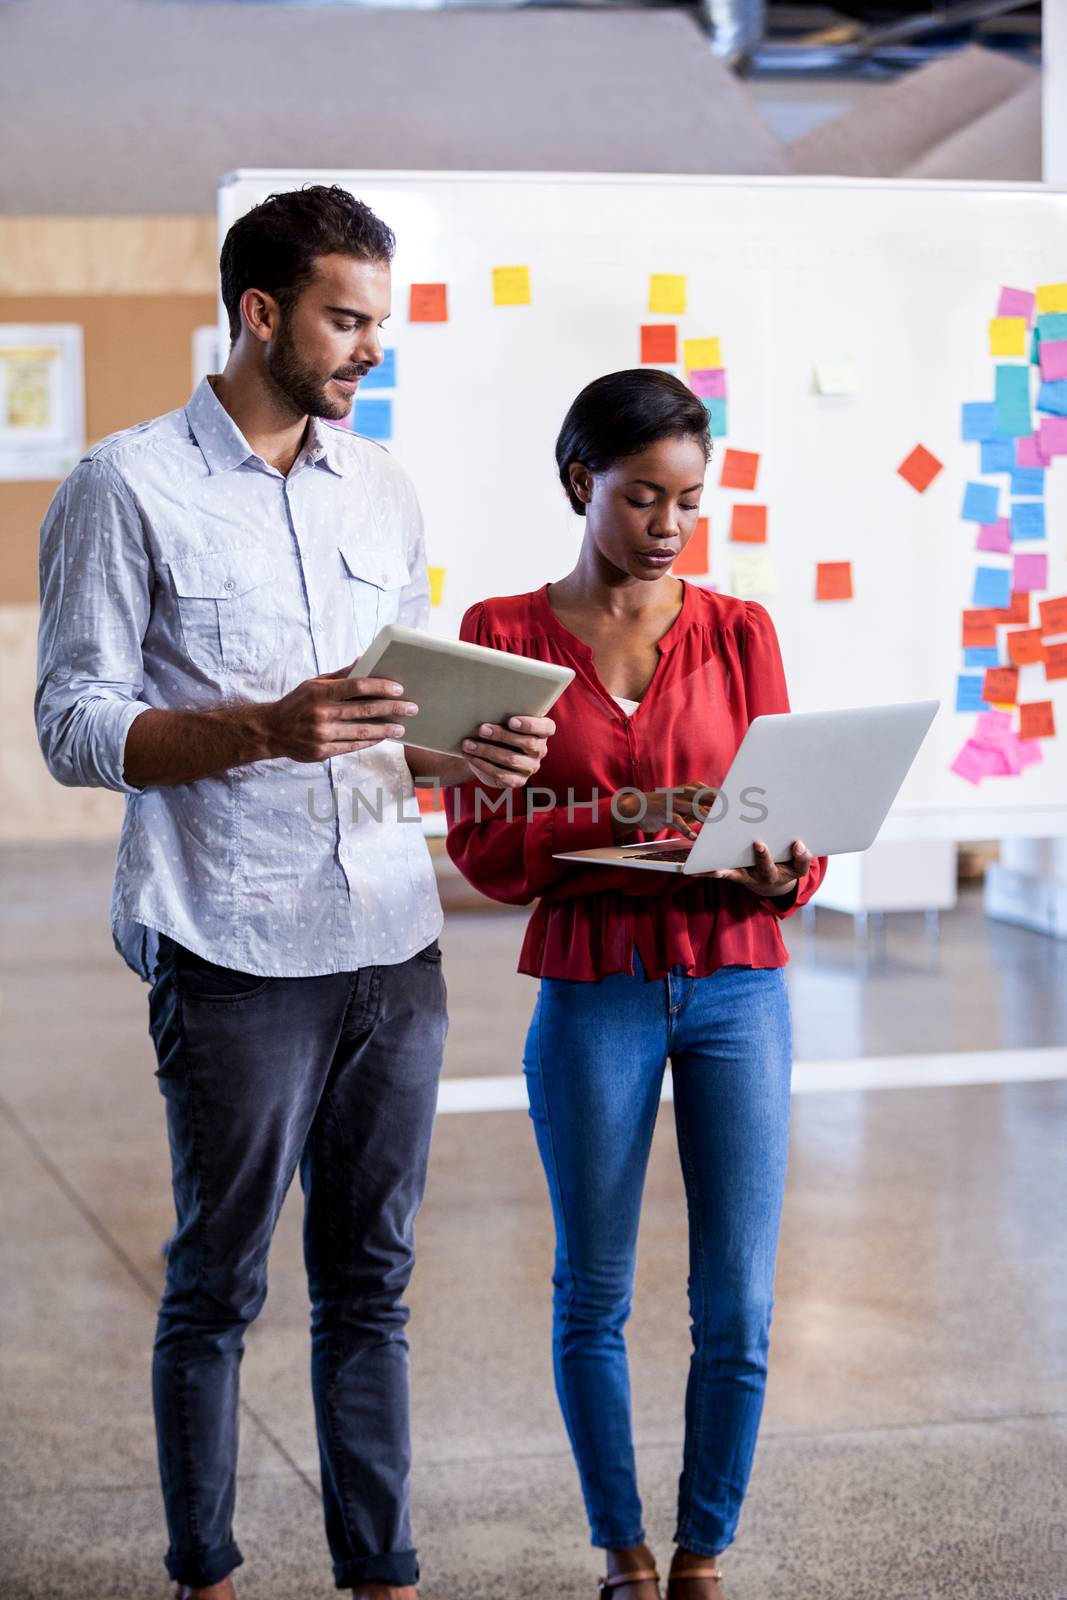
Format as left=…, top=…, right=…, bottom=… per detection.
left=220, top=171, right=1067, bottom=840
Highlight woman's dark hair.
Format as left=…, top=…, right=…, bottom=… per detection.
left=219, top=185, right=396, bottom=344
left=555, top=369, right=712, bottom=515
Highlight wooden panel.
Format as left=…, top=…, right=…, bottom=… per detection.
left=0, top=294, right=217, bottom=604
left=0, top=218, right=216, bottom=295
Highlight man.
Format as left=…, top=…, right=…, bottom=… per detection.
left=34, top=185, right=554, bottom=1600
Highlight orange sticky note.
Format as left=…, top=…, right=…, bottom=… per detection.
left=1019, top=701, right=1055, bottom=739
left=962, top=610, right=999, bottom=647
left=1007, top=591, right=1030, bottom=626
left=730, top=504, right=767, bottom=543
left=1045, top=642, right=1067, bottom=681
left=1007, top=628, right=1045, bottom=666
left=720, top=449, right=759, bottom=491
left=983, top=667, right=1019, bottom=705
left=674, top=517, right=709, bottom=576
left=1039, top=594, right=1067, bottom=635
left=640, top=324, right=677, bottom=364
left=409, top=283, right=448, bottom=322
left=897, top=444, right=943, bottom=493
left=816, top=562, right=853, bottom=601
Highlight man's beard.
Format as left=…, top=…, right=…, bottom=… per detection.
left=267, top=318, right=358, bottom=421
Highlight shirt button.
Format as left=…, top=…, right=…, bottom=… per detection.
left=224, top=577, right=236, bottom=591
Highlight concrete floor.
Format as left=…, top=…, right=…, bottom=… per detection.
left=1, top=842, right=1066, bottom=1599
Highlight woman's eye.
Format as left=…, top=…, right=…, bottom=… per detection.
left=626, top=498, right=655, bottom=509
left=681, top=503, right=701, bottom=513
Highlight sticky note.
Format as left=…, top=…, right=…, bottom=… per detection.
left=1036, top=283, right=1067, bottom=314
left=977, top=519, right=1011, bottom=554
left=981, top=438, right=1014, bottom=473
left=974, top=567, right=1012, bottom=609
left=1038, top=416, right=1067, bottom=456
left=353, top=397, right=392, bottom=440
left=995, top=365, right=1031, bottom=437
left=492, top=266, right=531, bottom=307
left=730, top=550, right=776, bottom=597
left=816, top=561, right=853, bottom=601
left=989, top=317, right=1027, bottom=357
left=897, top=444, right=943, bottom=492
left=1038, top=594, right=1067, bottom=635
left=962, top=482, right=999, bottom=523
left=956, top=675, right=990, bottom=714
left=814, top=359, right=857, bottom=395
left=1007, top=590, right=1031, bottom=625
left=409, top=283, right=448, bottom=323
left=1039, top=340, right=1067, bottom=383
left=703, top=397, right=728, bottom=437
left=1007, top=628, right=1045, bottom=666
left=1017, top=435, right=1047, bottom=467
left=983, top=666, right=1019, bottom=705
left=684, top=338, right=721, bottom=372
left=730, top=504, right=767, bottom=543
left=641, top=324, right=677, bottom=364
left=1045, top=642, right=1067, bottom=680
left=360, top=349, right=396, bottom=390
left=720, top=449, right=759, bottom=491
left=1037, top=312, right=1067, bottom=342
left=649, top=275, right=686, bottom=314
left=428, top=566, right=446, bottom=607
left=1019, top=701, right=1055, bottom=739
left=962, top=613, right=996, bottom=648
left=964, top=646, right=1000, bottom=668
left=1011, top=466, right=1045, bottom=497
left=998, top=287, right=1035, bottom=322
left=674, top=517, right=709, bottom=576
left=1013, top=552, right=1048, bottom=592
left=689, top=368, right=726, bottom=399
left=1010, top=501, right=1046, bottom=541
left=962, top=402, right=997, bottom=441
left=1037, top=380, right=1067, bottom=417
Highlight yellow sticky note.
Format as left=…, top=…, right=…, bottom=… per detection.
left=492, top=266, right=531, bottom=307
left=1036, top=283, right=1067, bottom=314
left=683, top=337, right=721, bottom=372
left=428, top=566, right=446, bottom=607
left=988, top=317, right=1027, bottom=357
left=649, top=275, right=686, bottom=315
left=730, top=550, right=776, bottom=598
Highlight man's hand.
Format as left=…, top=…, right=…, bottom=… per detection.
left=459, top=715, right=556, bottom=790
left=262, top=665, right=418, bottom=763
left=697, top=838, right=813, bottom=897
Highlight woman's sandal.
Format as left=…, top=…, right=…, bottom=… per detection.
left=665, top=1565, right=725, bottom=1596
left=598, top=1569, right=662, bottom=1597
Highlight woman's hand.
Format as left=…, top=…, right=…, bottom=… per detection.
left=610, top=782, right=718, bottom=844
left=460, top=715, right=556, bottom=790
left=696, top=838, right=813, bottom=897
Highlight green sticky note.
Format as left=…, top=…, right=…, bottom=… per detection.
left=994, top=365, right=1031, bottom=437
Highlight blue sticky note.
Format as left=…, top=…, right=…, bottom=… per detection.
left=964, top=647, right=1000, bottom=668
left=973, top=566, right=1012, bottom=609
left=352, top=397, right=393, bottom=439
left=1010, top=466, right=1045, bottom=496
left=994, top=364, right=1031, bottom=437
left=1037, top=312, right=1067, bottom=343
left=1037, top=380, right=1067, bottom=418
left=360, top=349, right=396, bottom=390
left=1011, top=500, right=1046, bottom=541
left=703, top=397, right=728, bottom=437
left=962, top=481, right=999, bottom=523
left=980, top=439, right=1014, bottom=473
left=1031, top=326, right=1041, bottom=366
left=961, top=402, right=997, bottom=441
left=956, top=674, right=991, bottom=714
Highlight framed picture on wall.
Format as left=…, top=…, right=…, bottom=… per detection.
left=0, top=324, right=85, bottom=481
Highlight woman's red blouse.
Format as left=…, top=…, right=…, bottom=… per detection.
left=445, top=581, right=826, bottom=982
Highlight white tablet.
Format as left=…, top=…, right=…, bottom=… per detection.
left=350, top=623, right=575, bottom=757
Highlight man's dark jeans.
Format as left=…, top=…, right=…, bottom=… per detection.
left=147, top=932, right=448, bottom=1590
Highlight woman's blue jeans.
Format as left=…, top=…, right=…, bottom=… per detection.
left=522, top=951, right=792, bottom=1559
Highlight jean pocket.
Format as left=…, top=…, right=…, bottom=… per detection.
left=175, top=943, right=274, bottom=1002
left=415, top=938, right=443, bottom=964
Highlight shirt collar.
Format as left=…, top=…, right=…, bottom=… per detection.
left=186, top=376, right=353, bottom=478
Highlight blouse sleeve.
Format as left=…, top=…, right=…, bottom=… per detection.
left=742, top=602, right=827, bottom=918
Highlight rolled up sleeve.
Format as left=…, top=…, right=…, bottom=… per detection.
left=35, top=457, right=152, bottom=794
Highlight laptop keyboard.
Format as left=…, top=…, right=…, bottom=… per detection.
left=624, top=846, right=693, bottom=862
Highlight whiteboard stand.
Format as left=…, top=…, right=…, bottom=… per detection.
left=984, top=838, right=1067, bottom=941
left=814, top=840, right=958, bottom=937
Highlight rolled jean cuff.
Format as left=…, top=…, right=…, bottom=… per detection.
left=591, top=1526, right=646, bottom=1551
left=334, top=1549, right=420, bottom=1589
left=673, top=1525, right=731, bottom=1559
left=164, top=1540, right=243, bottom=1587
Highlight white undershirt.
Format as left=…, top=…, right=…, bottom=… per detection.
left=612, top=694, right=641, bottom=716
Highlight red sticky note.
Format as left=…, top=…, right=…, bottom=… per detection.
left=640, top=324, right=678, bottom=364
left=674, top=516, right=709, bottom=576
left=730, top=504, right=767, bottom=543
left=409, top=283, right=448, bottom=322
left=1006, top=591, right=1030, bottom=626
left=897, top=444, right=943, bottom=493
left=1019, top=701, right=1055, bottom=739
left=1007, top=628, right=1046, bottom=666
left=1045, top=642, right=1067, bottom=681
left=1039, top=594, right=1067, bottom=636
left=720, top=449, right=760, bottom=491
left=962, top=611, right=998, bottom=648
left=983, top=667, right=1019, bottom=705
left=816, top=562, right=853, bottom=601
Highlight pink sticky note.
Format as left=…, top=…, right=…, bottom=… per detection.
left=1014, top=552, right=1048, bottom=592
left=1039, top=417, right=1067, bottom=456
left=689, top=368, right=726, bottom=399
left=1015, top=736, right=1043, bottom=769
left=951, top=742, right=989, bottom=784
left=1039, top=339, right=1067, bottom=382
left=1017, top=435, right=1047, bottom=468
left=977, top=518, right=1011, bottom=553
left=998, top=287, right=1035, bottom=323
left=975, top=710, right=1013, bottom=740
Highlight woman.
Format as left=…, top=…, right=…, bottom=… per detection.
left=446, top=370, right=825, bottom=1599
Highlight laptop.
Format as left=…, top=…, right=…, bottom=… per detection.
left=552, top=701, right=940, bottom=875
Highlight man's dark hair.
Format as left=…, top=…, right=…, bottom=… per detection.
left=555, top=369, right=712, bottom=515
left=219, top=185, right=396, bottom=344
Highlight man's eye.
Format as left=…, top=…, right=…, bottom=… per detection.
left=335, top=322, right=358, bottom=332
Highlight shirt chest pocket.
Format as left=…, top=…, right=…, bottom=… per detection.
left=339, top=544, right=411, bottom=652
left=168, top=548, right=278, bottom=678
